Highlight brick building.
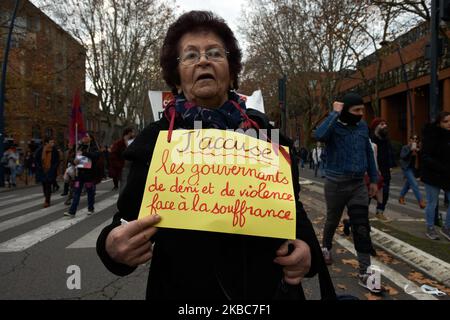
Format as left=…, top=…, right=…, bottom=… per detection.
left=0, top=0, right=91, bottom=151
left=338, top=22, right=450, bottom=144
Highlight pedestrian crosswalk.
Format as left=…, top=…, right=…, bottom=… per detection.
left=0, top=194, right=51, bottom=218
left=0, top=193, right=42, bottom=207
left=0, top=191, right=108, bottom=233
left=67, top=220, right=112, bottom=249
left=0, top=189, right=118, bottom=253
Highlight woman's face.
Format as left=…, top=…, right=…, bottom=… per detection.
left=439, top=115, right=450, bottom=131
left=177, top=31, right=231, bottom=108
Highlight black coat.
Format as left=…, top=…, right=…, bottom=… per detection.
left=370, top=134, right=396, bottom=180
left=96, top=110, right=330, bottom=300
left=34, top=146, right=60, bottom=183
left=73, top=142, right=100, bottom=182
left=421, top=124, right=450, bottom=191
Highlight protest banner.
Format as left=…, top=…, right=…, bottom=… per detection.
left=138, top=129, right=295, bottom=239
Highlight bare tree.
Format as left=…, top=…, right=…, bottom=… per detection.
left=240, top=0, right=371, bottom=145
left=34, top=0, right=175, bottom=142
left=373, top=0, right=431, bottom=21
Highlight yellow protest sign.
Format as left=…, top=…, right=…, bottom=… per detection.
left=138, top=129, right=296, bottom=239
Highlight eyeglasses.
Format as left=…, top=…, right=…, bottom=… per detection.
left=177, top=47, right=229, bottom=66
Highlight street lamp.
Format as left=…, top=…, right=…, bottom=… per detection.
left=0, top=0, right=21, bottom=188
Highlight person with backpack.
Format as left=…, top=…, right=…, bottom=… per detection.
left=64, top=132, right=100, bottom=217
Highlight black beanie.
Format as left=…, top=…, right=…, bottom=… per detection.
left=342, top=92, right=364, bottom=111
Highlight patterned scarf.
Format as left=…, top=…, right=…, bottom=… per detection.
left=42, top=144, right=53, bottom=172
left=163, top=91, right=249, bottom=130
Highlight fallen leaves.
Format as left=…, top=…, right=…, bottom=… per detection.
left=337, top=284, right=347, bottom=291
left=375, top=249, right=401, bottom=265
left=384, top=285, right=399, bottom=296
left=331, top=266, right=342, bottom=273
left=312, top=216, right=325, bottom=225
left=364, top=293, right=383, bottom=300
left=342, top=259, right=359, bottom=269
left=407, top=271, right=450, bottom=295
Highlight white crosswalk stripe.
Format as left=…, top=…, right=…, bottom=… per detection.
left=0, top=194, right=16, bottom=201
left=67, top=219, right=112, bottom=249
left=0, top=197, right=54, bottom=218
left=0, top=194, right=119, bottom=252
left=0, top=191, right=108, bottom=233
left=0, top=193, right=42, bottom=207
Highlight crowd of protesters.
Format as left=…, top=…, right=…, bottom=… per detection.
left=1, top=11, right=449, bottom=301
left=293, top=107, right=450, bottom=245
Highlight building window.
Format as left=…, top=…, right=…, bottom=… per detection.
left=46, top=97, right=52, bottom=109
left=33, top=92, right=40, bottom=108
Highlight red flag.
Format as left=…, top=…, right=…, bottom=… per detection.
left=69, top=90, right=86, bottom=146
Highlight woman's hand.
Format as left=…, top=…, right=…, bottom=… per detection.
left=105, top=214, right=161, bottom=267
left=274, top=239, right=311, bottom=285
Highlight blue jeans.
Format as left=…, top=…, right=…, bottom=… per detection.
left=424, top=184, right=450, bottom=228
left=315, top=161, right=325, bottom=177
left=9, top=166, right=16, bottom=185
left=376, top=178, right=391, bottom=212
left=300, top=159, right=305, bottom=168
left=69, top=178, right=95, bottom=214
left=400, top=168, right=423, bottom=202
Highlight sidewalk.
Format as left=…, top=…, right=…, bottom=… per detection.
left=0, top=174, right=41, bottom=193
left=299, top=177, right=450, bottom=290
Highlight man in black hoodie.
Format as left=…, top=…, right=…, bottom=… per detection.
left=370, top=118, right=396, bottom=220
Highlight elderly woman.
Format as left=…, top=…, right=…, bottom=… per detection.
left=421, top=111, right=450, bottom=241
left=96, top=11, right=332, bottom=300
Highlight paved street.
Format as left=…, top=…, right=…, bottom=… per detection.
left=298, top=165, right=450, bottom=300
left=0, top=179, right=149, bottom=299
left=0, top=173, right=448, bottom=300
